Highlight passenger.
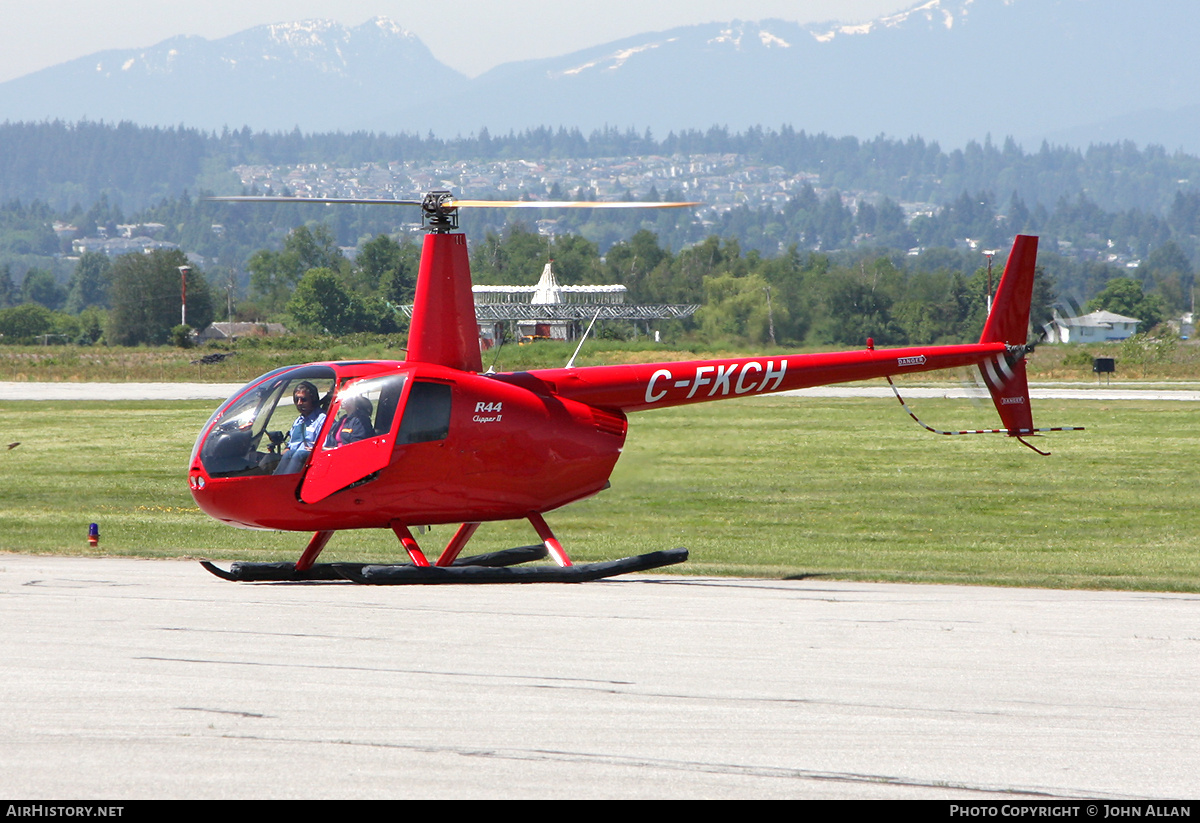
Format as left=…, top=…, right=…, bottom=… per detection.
left=329, top=395, right=374, bottom=447
left=275, top=381, right=327, bottom=474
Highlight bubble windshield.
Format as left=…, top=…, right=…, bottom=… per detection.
left=193, top=365, right=336, bottom=478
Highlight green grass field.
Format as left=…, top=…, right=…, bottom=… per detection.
left=1, top=393, right=1197, bottom=591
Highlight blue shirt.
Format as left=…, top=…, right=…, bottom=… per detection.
left=286, top=408, right=326, bottom=453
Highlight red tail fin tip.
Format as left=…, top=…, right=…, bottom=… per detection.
left=980, top=234, right=1038, bottom=346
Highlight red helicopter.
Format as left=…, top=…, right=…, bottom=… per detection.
left=192, top=192, right=1076, bottom=583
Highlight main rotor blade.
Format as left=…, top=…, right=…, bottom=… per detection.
left=450, top=200, right=703, bottom=209
left=205, top=195, right=700, bottom=209
left=206, top=196, right=423, bottom=205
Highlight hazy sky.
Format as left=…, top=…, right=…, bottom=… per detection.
left=1, top=1, right=911, bottom=83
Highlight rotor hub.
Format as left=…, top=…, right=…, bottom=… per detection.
left=422, top=190, right=459, bottom=232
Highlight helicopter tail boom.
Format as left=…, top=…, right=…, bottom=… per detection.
left=517, top=235, right=1065, bottom=443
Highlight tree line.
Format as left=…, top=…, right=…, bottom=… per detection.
left=4, top=215, right=1184, bottom=350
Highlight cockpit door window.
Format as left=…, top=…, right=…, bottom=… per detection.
left=299, top=373, right=409, bottom=504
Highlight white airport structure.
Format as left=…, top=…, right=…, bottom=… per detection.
left=1044, top=309, right=1141, bottom=343
left=401, top=261, right=698, bottom=347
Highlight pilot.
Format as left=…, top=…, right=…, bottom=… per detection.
left=275, top=381, right=327, bottom=475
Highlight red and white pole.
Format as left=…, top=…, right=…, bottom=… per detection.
left=178, top=265, right=191, bottom=326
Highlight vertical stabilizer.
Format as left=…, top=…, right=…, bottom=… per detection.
left=978, top=235, right=1038, bottom=435
left=406, top=233, right=483, bottom=372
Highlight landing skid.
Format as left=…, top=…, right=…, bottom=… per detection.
left=201, top=514, right=689, bottom=584
left=336, top=548, right=688, bottom=584
left=201, top=545, right=689, bottom=584
left=200, top=544, right=551, bottom=583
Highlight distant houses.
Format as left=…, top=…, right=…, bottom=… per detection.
left=1044, top=310, right=1141, bottom=344
left=196, top=322, right=288, bottom=343
left=71, top=236, right=180, bottom=257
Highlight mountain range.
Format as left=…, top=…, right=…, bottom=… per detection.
left=2, top=0, right=1199, bottom=153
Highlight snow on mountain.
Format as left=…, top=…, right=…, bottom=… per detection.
left=0, top=17, right=464, bottom=133
left=810, top=0, right=968, bottom=42
left=2, top=1, right=1199, bottom=152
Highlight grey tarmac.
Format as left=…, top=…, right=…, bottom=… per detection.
left=0, top=554, right=1195, bottom=799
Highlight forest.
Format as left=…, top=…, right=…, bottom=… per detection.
left=0, top=218, right=1176, bottom=353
